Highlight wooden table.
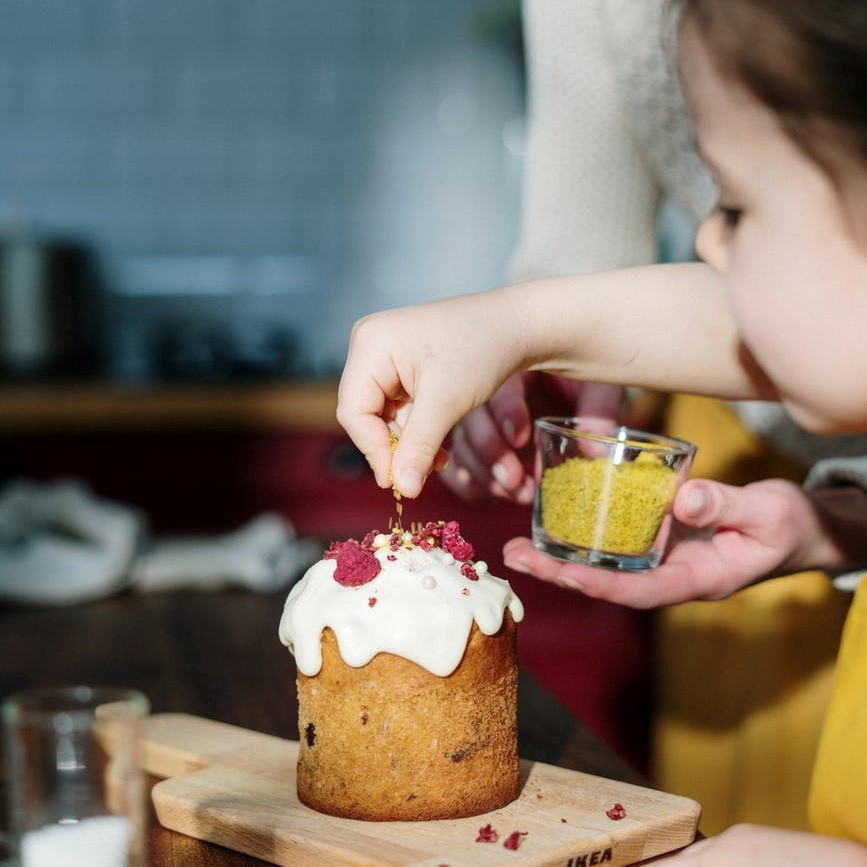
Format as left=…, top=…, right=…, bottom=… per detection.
left=0, top=588, right=646, bottom=866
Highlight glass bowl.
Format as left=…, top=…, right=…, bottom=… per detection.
left=533, top=416, right=697, bottom=571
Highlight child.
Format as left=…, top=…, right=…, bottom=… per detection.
left=337, top=1, right=867, bottom=862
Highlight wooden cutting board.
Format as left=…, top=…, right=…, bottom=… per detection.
left=128, top=713, right=700, bottom=867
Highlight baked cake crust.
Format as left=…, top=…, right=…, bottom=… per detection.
left=296, top=613, right=520, bottom=821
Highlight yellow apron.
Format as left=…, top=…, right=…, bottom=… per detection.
left=809, top=575, right=867, bottom=841
left=655, top=394, right=851, bottom=835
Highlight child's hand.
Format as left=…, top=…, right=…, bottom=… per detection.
left=441, top=374, right=624, bottom=504
left=337, top=290, right=527, bottom=498
left=503, top=478, right=861, bottom=607
left=647, top=824, right=867, bottom=866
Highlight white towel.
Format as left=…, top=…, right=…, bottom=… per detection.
left=0, top=478, right=317, bottom=605
left=0, top=478, right=144, bottom=605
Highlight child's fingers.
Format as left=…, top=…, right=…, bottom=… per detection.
left=337, top=375, right=399, bottom=489
left=355, top=415, right=396, bottom=489
left=392, top=398, right=463, bottom=499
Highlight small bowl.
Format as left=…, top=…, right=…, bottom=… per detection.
left=533, top=417, right=697, bottom=571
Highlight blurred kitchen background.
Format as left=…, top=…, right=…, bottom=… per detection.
left=0, top=0, right=663, bottom=780
left=0, top=0, right=525, bottom=383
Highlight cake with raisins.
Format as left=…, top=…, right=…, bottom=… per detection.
left=278, top=520, right=524, bottom=821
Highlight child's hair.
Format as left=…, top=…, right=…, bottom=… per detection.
left=679, top=0, right=867, bottom=176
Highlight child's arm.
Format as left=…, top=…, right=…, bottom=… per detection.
left=337, top=262, right=776, bottom=497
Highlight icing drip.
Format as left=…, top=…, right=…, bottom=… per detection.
left=279, top=532, right=524, bottom=678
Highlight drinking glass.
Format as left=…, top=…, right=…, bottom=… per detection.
left=2, top=685, right=149, bottom=867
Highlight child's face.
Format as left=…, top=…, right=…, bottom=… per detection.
left=680, top=17, right=867, bottom=434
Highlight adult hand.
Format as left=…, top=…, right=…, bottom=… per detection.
left=503, top=478, right=855, bottom=608
left=649, top=824, right=867, bottom=866
left=440, top=374, right=624, bottom=504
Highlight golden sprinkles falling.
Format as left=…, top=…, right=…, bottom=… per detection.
left=388, top=427, right=403, bottom=531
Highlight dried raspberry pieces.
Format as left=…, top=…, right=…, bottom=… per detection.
left=475, top=824, right=527, bottom=851
left=325, top=539, right=381, bottom=587
left=502, top=830, right=528, bottom=850
left=441, top=520, right=474, bottom=560
left=460, top=562, right=479, bottom=581
left=605, top=802, right=627, bottom=820
left=475, top=823, right=498, bottom=843
left=324, top=520, right=479, bottom=588
left=408, top=520, right=474, bottom=561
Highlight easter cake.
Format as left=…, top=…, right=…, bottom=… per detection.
left=278, top=520, right=524, bottom=821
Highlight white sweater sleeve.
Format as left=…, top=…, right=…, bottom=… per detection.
left=805, top=457, right=867, bottom=493
left=507, top=0, right=716, bottom=284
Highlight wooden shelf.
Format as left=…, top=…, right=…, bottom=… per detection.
left=0, top=380, right=340, bottom=433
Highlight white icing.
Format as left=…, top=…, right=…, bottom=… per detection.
left=279, top=537, right=524, bottom=678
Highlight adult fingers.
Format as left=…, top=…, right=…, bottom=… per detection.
left=573, top=382, right=625, bottom=421
left=502, top=535, right=740, bottom=608
left=458, top=406, right=527, bottom=494
left=487, top=374, right=533, bottom=449
left=441, top=419, right=499, bottom=500
left=674, top=478, right=802, bottom=538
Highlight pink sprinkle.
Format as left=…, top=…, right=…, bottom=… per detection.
left=421, top=575, right=437, bottom=590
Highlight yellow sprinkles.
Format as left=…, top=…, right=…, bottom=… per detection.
left=540, top=452, right=677, bottom=554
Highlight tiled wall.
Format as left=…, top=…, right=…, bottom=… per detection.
left=0, top=0, right=524, bottom=378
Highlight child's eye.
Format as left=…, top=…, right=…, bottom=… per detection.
left=718, top=205, right=742, bottom=229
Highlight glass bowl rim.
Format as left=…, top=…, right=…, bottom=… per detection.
left=534, top=416, right=697, bottom=456
left=1, top=685, right=150, bottom=726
